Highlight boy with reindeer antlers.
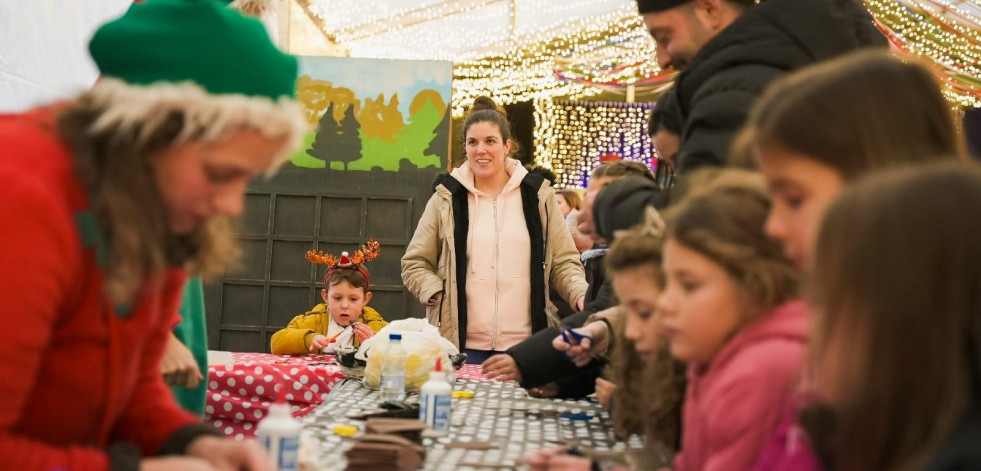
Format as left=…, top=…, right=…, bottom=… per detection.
left=271, top=239, right=388, bottom=354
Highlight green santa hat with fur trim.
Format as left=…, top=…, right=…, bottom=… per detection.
left=87, top=0, right=307, bottom=160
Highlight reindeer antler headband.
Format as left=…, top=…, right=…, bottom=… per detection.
left=305, top=238, right=381, bottom=289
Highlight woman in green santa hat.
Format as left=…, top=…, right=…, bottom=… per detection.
left=0, top=1, right=306, bottom=470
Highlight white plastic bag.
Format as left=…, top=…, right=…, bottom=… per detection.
left=359, top=318, right=457, bottom=391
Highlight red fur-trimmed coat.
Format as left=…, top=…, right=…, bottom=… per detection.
left=0, top=109, right=200, bottom=470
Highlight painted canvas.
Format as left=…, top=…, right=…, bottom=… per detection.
left=288, top=56, right=452, bottom=172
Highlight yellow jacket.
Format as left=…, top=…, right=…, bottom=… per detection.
left=269, top=304, right=387, bottom=354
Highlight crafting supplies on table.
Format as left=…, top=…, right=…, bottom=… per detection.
left=297, top=364, right=645, bottom=470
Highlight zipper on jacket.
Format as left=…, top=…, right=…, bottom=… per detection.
left=491, top=198, right=500, bottom=351
left=439, top=277, right=445, bottom=327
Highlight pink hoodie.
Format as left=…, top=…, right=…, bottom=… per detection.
left=749, top=396, right=823, bottom=471
left=674, top=301, right=810, bottom=471
left=450, top=158, right=533, bottom=351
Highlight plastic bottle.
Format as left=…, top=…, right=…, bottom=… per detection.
left=255, top=399, right=302, bottom=471
left=379, top=333, right=406, bottom=401
left=419, top=357, right=452, bottom=436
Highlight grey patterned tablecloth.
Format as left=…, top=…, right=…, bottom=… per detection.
left=297, top=366, right=644, bottom=471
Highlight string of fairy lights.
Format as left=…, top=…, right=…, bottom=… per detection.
left=293, top=0, right=981, bottom=183
left=297, top=0, right=981, bottom=110
left=452, top=9, right=652, bottom=116
left=533, top=99, right=656, bottom=188
left=864, top=0, right=981, bottom=107
left=302, top=0, right=655, bottom=115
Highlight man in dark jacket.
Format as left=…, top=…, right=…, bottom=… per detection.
left=637, top=0, right=886, bottom=173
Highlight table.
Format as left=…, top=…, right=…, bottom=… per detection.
left=297, top=364, right=645, bottom=470
left=204, top=352, right=346, bottom=439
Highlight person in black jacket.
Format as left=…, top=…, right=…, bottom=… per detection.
left=636, top=0, right=886, bottom=174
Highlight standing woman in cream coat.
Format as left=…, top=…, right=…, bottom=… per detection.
left=402, top=97, right=588, bottom=364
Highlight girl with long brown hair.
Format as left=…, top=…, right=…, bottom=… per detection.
left=810, top=163, right=981, bottom=471
left=744, top=49, right=969, bottom=471
left=530, top=170, right=804, bottom=471
left=748, top=50, right=965, bottom=270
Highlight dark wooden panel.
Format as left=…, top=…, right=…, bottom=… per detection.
left=228, top=239, right=268, bottom=281
left=241, top=194, right=271, bottom=236
left=364, top=198, right=411, bottom=241
left=369, top=289, right=408, bottom=322
left=218, top=330, right=263, bottom=353
left=369, top=243, right=408, bottom=287
left=220, top=284, right=265, bottom=326
left=268, top=285, right=316, bottom=329
left=270, top=240, right=316, bottom=282
left=320, top=197, right=363, bottom=239
left=273, top=195, right=318, bottom=237
left=206, top=167, right=441, bottom=352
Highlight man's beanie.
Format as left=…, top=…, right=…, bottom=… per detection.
left=636, top=0, right=692, bottom=14
left=593, top=177, right=665, bottom=242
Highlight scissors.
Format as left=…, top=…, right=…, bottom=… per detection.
left=559, top=328, right=592, bottom=361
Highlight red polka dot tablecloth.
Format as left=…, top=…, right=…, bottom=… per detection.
left=454, top=363, right=486, bottom=380
left=204, top=352, right=345, bottom=440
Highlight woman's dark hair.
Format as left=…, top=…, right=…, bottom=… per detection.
left=810, top=162, right=981, bottom=471
left=749, top=50, right=965, bottom=180
left=463, top=96, right=518, bottom=156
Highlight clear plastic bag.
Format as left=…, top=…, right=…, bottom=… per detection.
left=358, top=318, right=458, bottom=391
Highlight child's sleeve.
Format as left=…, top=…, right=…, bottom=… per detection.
left=701, top=343, right=804, bottom=471
left=269, top=313, right=322, bottom=355
left=361, top=308, right=388, bottom=333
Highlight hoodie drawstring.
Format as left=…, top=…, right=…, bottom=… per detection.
left=469, top=194, right=479, bottom=273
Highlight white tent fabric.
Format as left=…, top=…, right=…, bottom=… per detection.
left=303, top=0, right=633, bottom=61
left=0, top=0, right=636, bottom=113
left=0, top=1, right=131, bottom=112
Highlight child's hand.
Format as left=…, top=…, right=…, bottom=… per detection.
left=309, top=334, right=330, bottom=352
left=595, top=378, right=615, bottom=409
left=161, top=332, right=203, bottom=388
left=525, top=446, right=592, bottom=471
left=552, top=321, right=610, bottom=367
left=481, top=354, right=522, bottom=382
left=353, top=323, right=374, bottom=342
left=528, top=382, right=559, bottom=398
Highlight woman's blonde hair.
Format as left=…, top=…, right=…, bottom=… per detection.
left=556, top=188, right=583, bottom=211
left=56, top=85, right=301, bottom=304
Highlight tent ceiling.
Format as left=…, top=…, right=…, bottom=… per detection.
left=298, top=0, right=640, bottom=61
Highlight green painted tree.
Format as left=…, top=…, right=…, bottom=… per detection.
left=334, top=104, right=363, bottom=171
left=425, top=103, right=452, bottom=167
left=306, top=102, right=337, bottom=165
left=394, top=98, right=443, bottom=170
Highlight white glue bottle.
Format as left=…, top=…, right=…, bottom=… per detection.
left=419, top=357, right=452, bottom=436
left=256, top=395, right=302, bottom=471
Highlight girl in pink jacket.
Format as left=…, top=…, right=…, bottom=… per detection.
left=526, top=171, right=806, bottom=471
left=656, top=171, right=806, bottom=471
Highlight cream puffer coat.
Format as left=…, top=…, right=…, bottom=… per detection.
left=401, top=159, right=588, bottom=350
